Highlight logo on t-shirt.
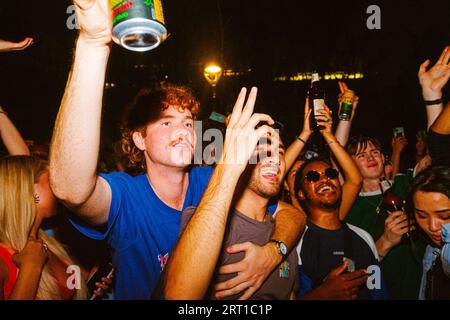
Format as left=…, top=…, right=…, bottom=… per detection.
left=158, top=253, right=169, bottom=272
left=279, top=261, right=290, bottom=279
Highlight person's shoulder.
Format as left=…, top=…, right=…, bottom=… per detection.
left=296, top=225, right=310, bottom=249
left=99, top=171, right=135, bottom=180
left=347, top=223, right=374, bottom=242
left=347, top=223, right=378, bottom=258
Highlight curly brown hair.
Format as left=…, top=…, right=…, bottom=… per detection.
left=120, top=82, right=200, bottom=171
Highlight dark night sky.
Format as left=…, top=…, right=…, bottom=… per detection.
left=0, top=0, right=449, bottom=161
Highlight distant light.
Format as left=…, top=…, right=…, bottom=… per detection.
left=204, top=65, right=222, bottom=74
left=204, top=64, right=223, bottom=87
left=273, top=71, right=364, bottom=82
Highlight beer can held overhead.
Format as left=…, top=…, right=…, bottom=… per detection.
left=110, top=0, right=168, bottom=52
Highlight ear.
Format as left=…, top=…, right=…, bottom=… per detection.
left=297, top=189, right=306, bottom=201
left=132, top=131, right=146, bottom=151
left=33, top=183, right=41, bottom=204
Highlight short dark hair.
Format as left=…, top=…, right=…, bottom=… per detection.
left=346, top=135, right=382, bottom=157
left=406, top=166, right=450, bottom=219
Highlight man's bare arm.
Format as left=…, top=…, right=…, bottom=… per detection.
left=164, top=164, right=242, bottom=299
left=418, top=46, right=449, bottom=130
left=431, top=101, right=450, bottom=134
left=319, top=105, right=362, bottom=220
left=49, top=0, right=113, bottom=225
left=272, top=201, right=306, bottom=252
left=284, top=98, right=312, bottom=174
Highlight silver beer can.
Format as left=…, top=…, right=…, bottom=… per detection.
left=111, top=0, right=168, bottom=52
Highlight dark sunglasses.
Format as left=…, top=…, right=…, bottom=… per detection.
left=304, top=168, right=339, bottom=183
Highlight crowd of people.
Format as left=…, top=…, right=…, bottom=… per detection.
left=0, top=1, right=449, bottom=300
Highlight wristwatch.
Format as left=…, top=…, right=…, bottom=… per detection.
left=269, top=239, right=287, bottom=260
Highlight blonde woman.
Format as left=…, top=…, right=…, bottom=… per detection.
left=0, top=156, right=88, bottom=299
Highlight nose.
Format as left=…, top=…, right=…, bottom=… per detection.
left=429, top=217, right=442, bottom=233
left=172, top=123, right=191, bottom=141
left=266, top=153, right=281, bottom=166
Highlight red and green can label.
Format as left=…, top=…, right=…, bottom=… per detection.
left=111, top=0, right=165, bottom=26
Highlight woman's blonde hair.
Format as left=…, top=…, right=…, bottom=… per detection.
left=0, top=156, right=87, bottom=300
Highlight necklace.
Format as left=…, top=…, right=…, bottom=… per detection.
left=360, top=190, right=383, bottom=214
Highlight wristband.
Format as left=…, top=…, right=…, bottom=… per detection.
left=327, top=140, right=338, bottom=146
left=424, top=98, right=443, bottom=106
left=296, top=136, right=307, bottom=144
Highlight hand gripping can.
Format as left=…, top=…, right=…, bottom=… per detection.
left=110, top=0, right=168, bottom=52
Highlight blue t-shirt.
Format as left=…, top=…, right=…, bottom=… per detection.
left=70, top=166, right=214, bottom=299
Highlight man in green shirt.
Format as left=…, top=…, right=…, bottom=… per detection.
left=345, top=136, right=425, bottom=299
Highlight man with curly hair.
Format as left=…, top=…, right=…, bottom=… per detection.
left=49, top=1, right=304, bottom=300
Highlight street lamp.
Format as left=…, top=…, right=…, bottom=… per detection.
left=203, top=64, right=222, bottom=98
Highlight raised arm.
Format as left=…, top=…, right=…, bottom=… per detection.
left=0, top=105, right=30, bottom=155
left=0, top=37, right=33, bottom=53
left=317, top=105, right=362, bottom=220
left=390, top=136, right=408, bottom=177
left=49, top=0, right=112, bottom=225
left=334, top=82, right=359, bottom=147
left=431, top=101, right=450, bottom=134
left=164, top=88, right=275, bottom=300
left=284, top=98, right=312, bottom=173
left=418, top=46, right=449, bottom=130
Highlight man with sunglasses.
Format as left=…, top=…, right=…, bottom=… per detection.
left=291, top=109, right=387, bottom=299
left=294, top=158, right=387, bottom=299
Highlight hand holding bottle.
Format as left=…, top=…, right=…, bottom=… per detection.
left=337, top=82, right=359, bottom=121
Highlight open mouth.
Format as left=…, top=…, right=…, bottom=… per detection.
left=316, top=183, right=336, bottom=195
left=261, top=165, right=279, bottom=183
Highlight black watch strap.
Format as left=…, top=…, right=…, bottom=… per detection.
left=269, top=239, right=287, bottom=260
left=424, top=98, right=443, bottom=106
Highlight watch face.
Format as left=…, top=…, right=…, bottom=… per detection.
left=280, top=243, right=287, bottom=255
